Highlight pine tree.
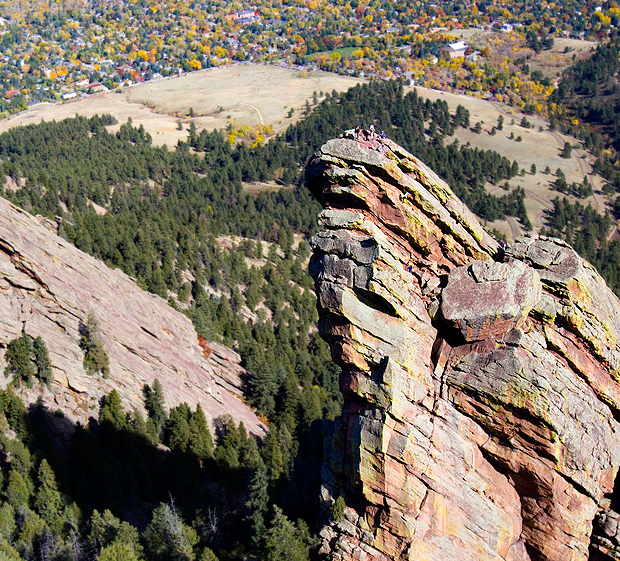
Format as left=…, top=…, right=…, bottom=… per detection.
left=0, top=539, right=20, bottom=560
left=214, top=418, right=241, bottom=470
left=88, top=509, right=144, bottom=559
left=99, top=542, right=142, bottom=561
left=15, top=508, right=46, bottom=558
left=188, top=404, right=214, bottom=460
left=560, top=142, right=572, bottom=158
left=6, top=392, right=30, bottom=441
left=126, top=408, right=147, bottom=437
left=80, top=312, right=110, bottom=377
left=99, top=390, right=128, bottom=431
left=32, top=336, right=52, bottom=384
left=262, top=429, right=284, bottom=480
left=167, top=403, right=191, bottom=452
left=199, top=548, right=219, bottom=561
left=143, top=502, right=198, bottom=561
left=33, top=459, right=62, bottom=527
left=5, top=334, right=35, bottom=387
left=246, top=465, right=269, bottom=552
left=0, top=503, right=16, bottom=542
left=263, top=506, right=310, bottom=561
left=6, top=470, right=30, bottom=507
left=143, top=379, right=167, bottom=442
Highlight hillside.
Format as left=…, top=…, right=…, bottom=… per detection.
left=0, top=66, right=363, bottom=148
left=0, top=75, right=617, bottom=559
left=0, top=60, right=610, bottom=249
left=0, top=196, right=264, bottom=434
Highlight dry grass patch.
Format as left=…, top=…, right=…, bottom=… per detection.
left=242, top=181, right=292, bottom=195
left=126, top=64, right=363, bottom=133
left=409, top=86, right=606, bottom=239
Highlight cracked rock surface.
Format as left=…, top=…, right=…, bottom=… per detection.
left=0, top=198, right=264, bottom=435
left=308, top=132, right=620, bottom=561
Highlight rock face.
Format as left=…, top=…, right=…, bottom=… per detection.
left=0, top=198, right=264, bottom=435
left=307, top=132, right=620, bottom=561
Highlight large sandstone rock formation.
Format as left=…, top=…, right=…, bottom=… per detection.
left=307, top=133, right=620, bottom=561
left=0, top=197, right=264, bottom=435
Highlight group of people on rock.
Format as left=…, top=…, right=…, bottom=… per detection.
left=353, top=125, right=388, bottom=154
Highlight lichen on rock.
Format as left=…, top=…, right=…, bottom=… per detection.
left=308, top=132, right=620, bottom=561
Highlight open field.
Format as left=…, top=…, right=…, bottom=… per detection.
left=126, top=64, right=363, bottom=133
left=0, top=65, right=363, bottom=147
left=0, top=94, right=191, bottom=148
left=410, top=85, right=605, bottom=240
left=529, top=37, right=597, bottom=78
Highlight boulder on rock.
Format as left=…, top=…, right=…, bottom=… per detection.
left=441, top=259, right=542, bottom=341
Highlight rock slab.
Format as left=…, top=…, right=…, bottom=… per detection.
left=308, top=131, right=620, bottom=561
left=0, top=198, right=264, bottom=435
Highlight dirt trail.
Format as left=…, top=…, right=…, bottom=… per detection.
left=506, top=216, right=521, bottom=241
left=239, top=102, right=264, bottom=124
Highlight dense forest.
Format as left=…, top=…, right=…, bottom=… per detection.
left=282, top=82, right=529, bottom=226
left=0, top=379, right=320, bottom=560
left=0, top=79, right=572, bottom=560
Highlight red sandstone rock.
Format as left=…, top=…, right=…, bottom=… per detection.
left=308, top=132, right=620, bottom=561
left=0, top=198, right=264, bottom=436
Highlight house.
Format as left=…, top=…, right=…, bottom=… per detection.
left=442, top=41, right=468, bottom=59
left=87, top=82, right=107, bottom=93
left=5, top=89, right=20, bottom=99
left=61, top=91, right=77, bottom=100
left=226, top=9, right=260, bottom=24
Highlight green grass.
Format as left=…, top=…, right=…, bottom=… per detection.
left=304, top=46, right=358, bottom=61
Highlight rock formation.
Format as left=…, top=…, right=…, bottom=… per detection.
left=0, top=198, right=264, bottom=435
left=307, top=132, right=620, bottom=561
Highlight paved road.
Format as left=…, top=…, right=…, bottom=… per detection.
left=522, top=187, right=553, bottom=210
left=534, top=210, right=545, bottom=227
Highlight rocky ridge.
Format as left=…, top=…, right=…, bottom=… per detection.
left=0, top=197, right=264, bottom=435
left=307, top=133, right=620, bottom=561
